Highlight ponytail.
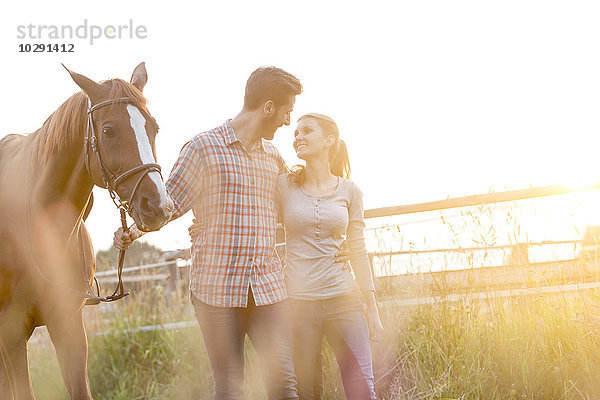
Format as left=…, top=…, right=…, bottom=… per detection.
left=330, top=138, right=351, bottom=179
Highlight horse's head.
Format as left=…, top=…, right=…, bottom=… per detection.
left=64, top=63, right=173, bottom=232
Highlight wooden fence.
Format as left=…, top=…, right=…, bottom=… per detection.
left=96, top=183, right=600, bottom=302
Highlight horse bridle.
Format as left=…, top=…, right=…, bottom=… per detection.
left=80, top=97, right=164, bottom=304
left=85, top=97, right=162, bottom=213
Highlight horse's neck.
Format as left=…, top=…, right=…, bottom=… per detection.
left=32, top=127, right=93, bottom=218
left=25, top=130, right=94, bottom=261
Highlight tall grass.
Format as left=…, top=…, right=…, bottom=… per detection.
left=28, top=195, right=600, bottom=399
left=28, top=286, right=600, bottom=399
left=379, top=289, right=600, bottom=399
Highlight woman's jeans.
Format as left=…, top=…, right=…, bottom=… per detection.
left=289, top=293, right=377, bottom=400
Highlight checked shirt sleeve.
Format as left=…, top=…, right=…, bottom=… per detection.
left=165, top=140, right=204, bottom=220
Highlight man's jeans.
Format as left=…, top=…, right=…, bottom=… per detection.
left=192, top=291, right=298, bottom=400
left=289, top=293, right=377, bottom=400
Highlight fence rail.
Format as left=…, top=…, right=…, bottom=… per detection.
left=96, top=237, right=583, bottom=282
left=364, top=183, right=600, bottom=219
left=95, top=260, right=180, bottom=277
left=368, top=239, right=580, bottom=257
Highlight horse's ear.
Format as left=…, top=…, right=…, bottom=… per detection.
left=62, top=64, right=105, bottom=104
left=130, top=62, right=148, bottom=93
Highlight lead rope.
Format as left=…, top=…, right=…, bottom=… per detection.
left=83, top=208, right=130, bottom=305
left=108, top=209, right=130, bottom=301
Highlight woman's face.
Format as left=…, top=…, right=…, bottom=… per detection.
left=293, top=118, right=334, bottom=160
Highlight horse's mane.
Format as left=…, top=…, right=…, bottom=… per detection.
left=35, top=78, right=150, bottom=163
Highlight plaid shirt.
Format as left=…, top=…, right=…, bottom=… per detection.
left=165, top=120, right=288, bottom=307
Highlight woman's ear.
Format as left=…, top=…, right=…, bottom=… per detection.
left=325, top=135, right=337, bottom=149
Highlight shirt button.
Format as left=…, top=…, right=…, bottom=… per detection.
left=252, top=205, right=257, bottom=209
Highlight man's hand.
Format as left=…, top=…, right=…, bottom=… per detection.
left=188, top=218, right=204, bottom=243
left=113, top=225, right=141, bottom=250
left=336, top=240, right=351, bottom=268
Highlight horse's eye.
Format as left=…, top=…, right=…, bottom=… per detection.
left=102, top=126, right=114, bottom=136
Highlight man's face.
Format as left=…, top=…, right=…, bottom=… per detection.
left=263, top=96, right=295, bottom=140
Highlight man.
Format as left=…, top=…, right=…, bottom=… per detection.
left=114, top=66, right=302, bottom=399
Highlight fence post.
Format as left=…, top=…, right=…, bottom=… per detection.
left=167, top=261, right=177, bottom=304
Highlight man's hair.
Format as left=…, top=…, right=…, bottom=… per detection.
left=243, top=66, right=303, bottom=110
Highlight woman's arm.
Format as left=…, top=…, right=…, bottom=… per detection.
left=346, top=183, right=375, bottom=292
left=347, top=183, right=384, bottom=341
left=363, top=290, right=384, bottom=342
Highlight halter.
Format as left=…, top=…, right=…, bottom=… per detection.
left=85, top=97, right=162, bottom=213
left=80, top=97, right=164, bottom=304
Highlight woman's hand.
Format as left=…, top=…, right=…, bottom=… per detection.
left=363, top=291, right=384, bottom=342
left=367, top=305, right=384, bottom=342
left=188, top=218, right=204, bottom=243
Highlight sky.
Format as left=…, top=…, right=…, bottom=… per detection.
left=1, top=0, right=600, bottom=253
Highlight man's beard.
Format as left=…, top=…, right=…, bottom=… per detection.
left=262, top=130, right=276, bottom=140
left=261, top=117, right=278, bottom=140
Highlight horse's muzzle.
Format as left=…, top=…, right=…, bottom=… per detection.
left=133, top=194, right=173, bottom=232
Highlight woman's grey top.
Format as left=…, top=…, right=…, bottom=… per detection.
left=277, top=173, right=375, bottom=300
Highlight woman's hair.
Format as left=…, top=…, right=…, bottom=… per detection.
left=291, top=113, right=351, bottom=185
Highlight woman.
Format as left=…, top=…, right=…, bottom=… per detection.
left=278, top=113, right=383, bottom=400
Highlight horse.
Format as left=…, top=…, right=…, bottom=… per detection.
left=0, top=63, right=174, bottom=399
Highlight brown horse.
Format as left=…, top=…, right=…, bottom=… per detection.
left=0, top=63, right=173, bottom=399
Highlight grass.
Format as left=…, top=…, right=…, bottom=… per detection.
left=21, top=196, right=600, bottom=399
left=26, top=196, right=600, bottom=399
left=376, top=290, right=600, bottom=400
left=27, top=284, right=600, bottom=399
